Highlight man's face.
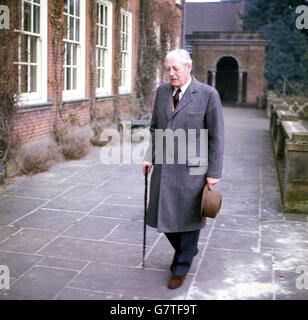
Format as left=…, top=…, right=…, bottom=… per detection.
left=165, top=55, right=192, bottom=88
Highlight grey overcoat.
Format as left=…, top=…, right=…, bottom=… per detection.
left=145, top=76, right=224, bottom=233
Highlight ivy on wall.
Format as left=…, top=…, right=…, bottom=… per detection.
left=112, top=0, right=126, bottom=129
left=136, top=0, right=181, bottom=119
left=0, top=0, right=20, bottom=182
left=49, top=0, right=66, bottom=136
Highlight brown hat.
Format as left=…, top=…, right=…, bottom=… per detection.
left=200, top=184, right=222, bottom=220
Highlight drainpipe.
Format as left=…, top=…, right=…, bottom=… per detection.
left=182, top=0, right=186, bottom=49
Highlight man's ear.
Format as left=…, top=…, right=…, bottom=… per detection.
left=187, top=64, right=192, bottom=72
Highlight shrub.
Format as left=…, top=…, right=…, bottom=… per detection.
left=19, top=142, right=62, bottom=175
left=60, top=129, right=90, bottom=160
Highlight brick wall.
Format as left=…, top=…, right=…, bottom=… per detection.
left=15, top=108, right=54, bottom=143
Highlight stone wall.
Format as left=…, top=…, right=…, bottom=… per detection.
left=286, top=100, right=308, bottom=121
left=267, top=92, right=308, bottom=121
left=270, top=97, right=308, bottom=213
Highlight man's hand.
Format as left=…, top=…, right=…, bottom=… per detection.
left=142, top=161, right=152, bottom=176
left=206, top=177, right=220, bottom=190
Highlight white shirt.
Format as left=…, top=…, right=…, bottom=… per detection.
left=172, top=76, right=192, bottom=102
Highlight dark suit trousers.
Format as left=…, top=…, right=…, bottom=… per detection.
left=165, top=230, right=200, bottom=276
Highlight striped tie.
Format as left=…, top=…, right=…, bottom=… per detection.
left=173, top=88, right=181, bottom=109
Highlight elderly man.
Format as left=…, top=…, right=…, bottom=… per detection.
left=142, top=49, right=224, bottom=289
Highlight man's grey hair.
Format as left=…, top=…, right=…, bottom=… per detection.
left=165, top=49, right=193, bottom=66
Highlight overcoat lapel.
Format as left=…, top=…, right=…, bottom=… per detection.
left=171, top=78, right=197, bottom=119
left=166, top=84, right=173, bottom=122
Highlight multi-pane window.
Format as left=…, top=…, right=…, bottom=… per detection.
left=96, top=1, right=109, bottom=92
left=15, top=0, right=41, bottom=95
left=120, top=12, right=129, bottom=89
left=63, top=0, right=80, bottom=92
left=119, top=10, right=132, bottom=93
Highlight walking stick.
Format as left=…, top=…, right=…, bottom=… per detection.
left=142, top=165, right=149, bottom=269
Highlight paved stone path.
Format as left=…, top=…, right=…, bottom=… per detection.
left=0, top=106, right=308, bottom=300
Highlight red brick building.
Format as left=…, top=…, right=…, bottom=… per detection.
left=13, top=0, right=183, bottom=143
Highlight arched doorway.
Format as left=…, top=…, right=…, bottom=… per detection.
left=216, top=56, right=239, bottom=102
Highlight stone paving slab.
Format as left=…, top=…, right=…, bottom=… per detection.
left=220, top=196, right=260, bottom=212
left=63, top=170, right=116, bottom=185
left=90, top=203, right=143, bottom=221
left=0, top=225, right=20, bottom=242
left=69, top=262, right=192, bottom=300
left=37, top=257, right=88, bottom=271
left=261, top=222, right=308, bottom=251
left=43, top=191, right=108, bottom=212
left=62, top=216, right=121, bottom=240
left=1, top=266, right=77, bottom=300
left=104, top=220, right=160, bottom=246
left=56, top=287, right=123, bottom=300
left=213, top=214, right=260, bottom=232
left=208, top=228, right=259, bottom=252
left=38, top=236, right=145, bottom=266
left=1, top=106, right=308, bottom=300
left=274, top=270, right=308, bottom=300
left=187, top=248, right=274, bottom=300
left=9, top=188, right=64, bottom=201
left=14, top=209, right=85, bottom=232
left=0, top=196, right=46, bottom=225
left=56, top=286, right=157, bottom=300
left=218, top=208, right=259, bottom=217
left=0, top=229, right=58, bottom=254
left=97, top=179, right=144, bottom=195
left=0, top=251, right=42, bottom=279
left=104, top=194, right=144, bottom=207
left=272, top=249, right=308, bottom=272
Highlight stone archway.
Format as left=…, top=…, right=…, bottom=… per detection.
left=215, top=56, right=239, bottom=102
left=188, top=32, right=268, bottom=106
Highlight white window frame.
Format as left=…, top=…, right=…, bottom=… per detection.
left=63, top=0, right=86, bottom=100
left=175, top=35, right=180, bottom=49
left=96, top=0, right=112, bottom=97
left=15, top=0, right=48, bottom=106
left=119, top=9, right=132, bottom=94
